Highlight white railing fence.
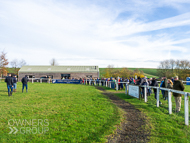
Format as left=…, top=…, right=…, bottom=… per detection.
left=83, top=79, right=190, bottom=126
left=28, top=78, right=51, bottom=84
left=129, top=85, right=190, bottom=125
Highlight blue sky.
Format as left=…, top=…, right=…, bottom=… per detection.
left=0, top=0, right=190, bottom=68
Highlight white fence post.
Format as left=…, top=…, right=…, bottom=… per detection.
left=86, top=79, right=87, bottom=85
left=144, top=86, right=147, bottom=102
left=168, top=90, right=172, bottom=114
left=95, top=80, right=96, bottom=86
left=116, top=81, right=118, bottom=91
left=40, top=78, right=42, bottom=83
left=32, top=78, right=33, bottom=83
left=49, top=79, right=50, bottom=84
left=184, top=93, right=189, bottom=125
left=156, top=88, right=159, bottom=107
left=125, top=84, right=128, bottom=94
left=106, top=81, right=107, bottom=87
left=89, top=80, right=91, bottom=85
left=99, top=80, right=101, bottom=86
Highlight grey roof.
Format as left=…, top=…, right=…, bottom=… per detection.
left=19, top=65, right=99, bottom=73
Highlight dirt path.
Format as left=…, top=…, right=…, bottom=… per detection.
left=96, top=87, right=150, bottom=143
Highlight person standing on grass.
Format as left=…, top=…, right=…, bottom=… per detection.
left=13, top=75, right=17, bottom=92
left=161, top=77, right=168, bottom=99
left=141, top=79, right=148, bottom=98
left=5, top=74, right=14, bottom=96
left=148, top=78, right=152, bottom=96
left=21, top=75, right=29, bottom=93
left=173, top=76, right=185, bottom=113
left=160, top=78, right=164, bottom=98
left=165, top=79, right=173, bottom=101
left=151, top=78, right=162, bottom=104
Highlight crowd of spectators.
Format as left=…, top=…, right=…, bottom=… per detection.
left=82, top=76, right=185, bottom=113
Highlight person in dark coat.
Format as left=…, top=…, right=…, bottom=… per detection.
left=147, top=78, right=152, bottom=96
left=141, top=79, right=148, bottom=98
left=161, top=77, right=168, bottom=99
left=173, top=76, right=185, bottom=112
left=151, top=78, right=162, bottom=104
left=171, top=77, right=174, bottom=83
left=5, top=74, right=13, bottom=96
left=21, top=75, right=29, bottom=93
left=136, top=77, right=141, bottom=85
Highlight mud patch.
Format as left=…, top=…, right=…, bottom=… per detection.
left=96, top=86, right=150, bottom=143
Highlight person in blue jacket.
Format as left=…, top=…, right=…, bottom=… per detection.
left=160, top=78, right=165, bottom=98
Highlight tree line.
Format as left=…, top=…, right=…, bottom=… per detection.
left=157, top=59, right=190, bottom=80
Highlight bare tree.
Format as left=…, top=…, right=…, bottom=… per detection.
left=19, top=59, right=26, bottom=67
left=11, top=59, right=19, bottom=68
left=158, top=59, right=190, bottom=80
left=107, top=65, right=114, bottom=68
left=169, top=59, right=175, bottom=75
left=10, top=59, right=19, bottom=74
left=50, top=58, right=58, bottom=66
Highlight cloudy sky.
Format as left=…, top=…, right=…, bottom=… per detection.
left=0, top=0, right=190, bottom=68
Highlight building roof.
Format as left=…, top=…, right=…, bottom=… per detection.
left=18, top=65, right=99, bottom=73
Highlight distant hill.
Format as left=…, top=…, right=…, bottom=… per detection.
left=99, top=68, right=159, bottom=78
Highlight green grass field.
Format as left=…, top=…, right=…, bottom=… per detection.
left=128, top=68, right=158, bottom=77
left=2, top=81, right=190, bottom=142
left=103, top=85, right=190, bottom=143
left=0, top=82, right=123, bottom=143
left=99, top=68, right=159, bottom=78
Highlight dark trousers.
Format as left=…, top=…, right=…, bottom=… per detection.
left=154, top=92, right=161, bottom=103
left=22, top=84, right=28, bottom=91
left=7, top=85, right=13, bottom=93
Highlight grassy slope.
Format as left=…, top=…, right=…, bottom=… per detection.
left=99, top=68, right=159, bottom=78
left=102, top=85, right=190, bottom=143
left=0, top=83, right=123, bottom=143
left=128, top=68, right=158, bottom=76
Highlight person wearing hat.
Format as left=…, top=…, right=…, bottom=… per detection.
left=173, top=76, right=185, bottom=113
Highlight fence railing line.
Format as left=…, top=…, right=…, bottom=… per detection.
left=83, top=79, right=190, bottom=126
